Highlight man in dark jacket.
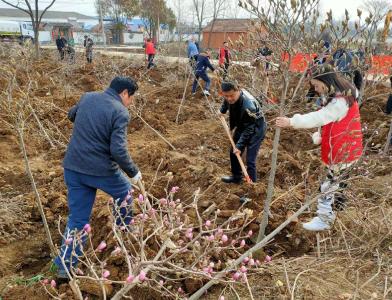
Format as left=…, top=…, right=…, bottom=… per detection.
left=55, top=34, right=66, bottom=60
left=53, top=77, right=141, bottom=279
left=191, top=50, right=216, bottom=96
left=220, top=81, right=267, bottom=183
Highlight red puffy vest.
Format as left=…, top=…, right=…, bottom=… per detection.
left=321, top=100, right=363, bottom=166
left=145, top=42, right=155, bottom=55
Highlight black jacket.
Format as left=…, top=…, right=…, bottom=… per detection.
left=220, top=90, right=265, bottom=151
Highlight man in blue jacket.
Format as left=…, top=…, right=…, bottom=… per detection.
left=53, top=77, right=141, bottom=279
left=191, top=50, right=216, bottom=96
left=187, top=38, right=199, bottom=67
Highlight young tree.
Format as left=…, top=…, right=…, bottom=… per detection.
left=192, top=0, right=208, bottom=42
left=206, top=0, right=227, bottom=48
left=0, top=0, right=57, bottom=58
left=98, top=0, right=140, bottom=44
left=140, top=0, right=176, bottom=42
left=361, top=0, right=392, bottom=48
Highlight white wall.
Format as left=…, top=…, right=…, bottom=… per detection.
left=73, top=31, right=104, bottom=45
left=38, top=30, right=51, bottom=43
left=123, top=31, right=144, bottom=44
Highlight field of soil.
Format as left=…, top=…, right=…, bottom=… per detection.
left=0, top=45, right=391, bottom=299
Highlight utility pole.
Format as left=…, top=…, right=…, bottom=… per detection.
left=98, top=0, right=107, bottom=48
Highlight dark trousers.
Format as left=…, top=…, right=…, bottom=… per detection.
left=230, top=122, right=266, bottom=182
left=58, top=49, right=65, bottom=60
left=54, top=168, right=132, bottom=273
left=147, top=54, right=155, bottom=69
left=223, top=62, right=230, bottom=78
left=192, top=71, right=211, bottom=93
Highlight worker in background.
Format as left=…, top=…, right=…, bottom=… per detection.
left=187, top=38, right=199, bottom=68
left=145, top=38, right=156, bottom=69
left=219, top=41, right=232, bottom=79
left=191, top=49, right=216, bottom=97
left=85, top=37, right=94, bottom=64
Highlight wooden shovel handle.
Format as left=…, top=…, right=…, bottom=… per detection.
left=219, top=116, right=252, bottom=184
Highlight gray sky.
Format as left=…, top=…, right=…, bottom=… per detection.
left=0, top=0, right=372, bottom=19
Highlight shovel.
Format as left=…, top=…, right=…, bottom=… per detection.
left=219, top=115, right=252, bottom=184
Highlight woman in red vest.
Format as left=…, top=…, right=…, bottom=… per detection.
left=276, top=66, right=363, bottom=231
left=145, top=38, right=156, bottom=69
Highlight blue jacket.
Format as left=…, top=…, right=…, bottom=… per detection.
left=188, top=41, right=199, bottom=58
left=195, top=53, right=215, bottom=74
left=63, top=88, right=139, bottom=178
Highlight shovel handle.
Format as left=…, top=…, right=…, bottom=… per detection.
left=219, top=116, right=252, bottom=184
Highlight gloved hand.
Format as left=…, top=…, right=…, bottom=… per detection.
left=312, top=131, right=322, bottom=145
left=130, top=171, right=142, bottom=185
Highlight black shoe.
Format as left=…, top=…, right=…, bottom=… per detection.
left=221, top=175, right=242, bottom=184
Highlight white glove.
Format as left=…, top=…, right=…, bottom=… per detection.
left=312, top=131, right=322, bottom=145
left=130, top=171, right=142, bottom=184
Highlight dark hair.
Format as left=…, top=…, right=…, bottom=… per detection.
left=147, top=38, right=151, bottom=42
left=110, top=77, right=138, bottom=96
left=313, top=65, right=356, bottom=106
left=221, top=81, right=239, bottom=92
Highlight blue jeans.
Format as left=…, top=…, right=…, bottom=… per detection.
left=54, top=168, right=132, bottom=273
left=192, top=71, right=211, bottom=93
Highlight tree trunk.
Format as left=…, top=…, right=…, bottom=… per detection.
left=34, top=27, right=40, bottom=58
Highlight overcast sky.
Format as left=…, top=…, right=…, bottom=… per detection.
left=0, top=0, right=370, bottom=19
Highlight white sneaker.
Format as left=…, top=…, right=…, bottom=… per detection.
left=302, top=216, right=333, bottom=231
left=203, top=90, right=211, bottom=96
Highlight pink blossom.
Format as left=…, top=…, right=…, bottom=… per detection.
left=240, top=265, right=247, bottom=273
left=220, top=296, right=225, bottom=300
left=126, top=275, right=134, bottom=283
left=169, top=201, right=176, bottom=208
left=186, top=228, right=193, bottom=233
left=138, top=194, right=144, bottom=203
left=97, top=241, right=107, bottom=252
left=76, top=268, right=84, bottom=275
left=65, top=238, right=73, bottom=245
left=149, top=208, right=156, bottom=216
left=264, top=255, right=272, bottom=263
left=130, top=219, right=135, bottom=225
left=50, top=280, right=56, bottom=288
left=232, top=272, right=241, bottom=281
left=120, top=225, right=126, bottom=231
left=205, top=220, right=212, bottom=227
left=175, top=199, right=181, bottom=203
left=102, top=270, right=110, bottom=278
left=178, top=287, right=184, bottom=293
left=138, top=271, right=147, bottom=282
left=209, top=262, right=215, bottom=268
left=249, top=259, right=255, bottom=266
left=185, top=232, right=193, bottom=239
left=159, top=198, right=168, bottom=205
left=159, top=280, right=164, bottom=286
left=243, top=257, right=249, bottom=264
left=170, top=186, right=179, bottom=193
left=83, top=224, right=91, bottom=233
left=112, top=247, right=122, bottom=256
left=42, top=279, right=49, bottom=284
left=221, top=234, right=228, bottom=243
left=207, top=235, right=215, bottom=241
left=217, top=228, right=223, bottom=235
left=255, top=260, right=261, bottom=266
left=240, top=240, right=246, bottom=247
left=247, top=230, right=253, bottom=237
